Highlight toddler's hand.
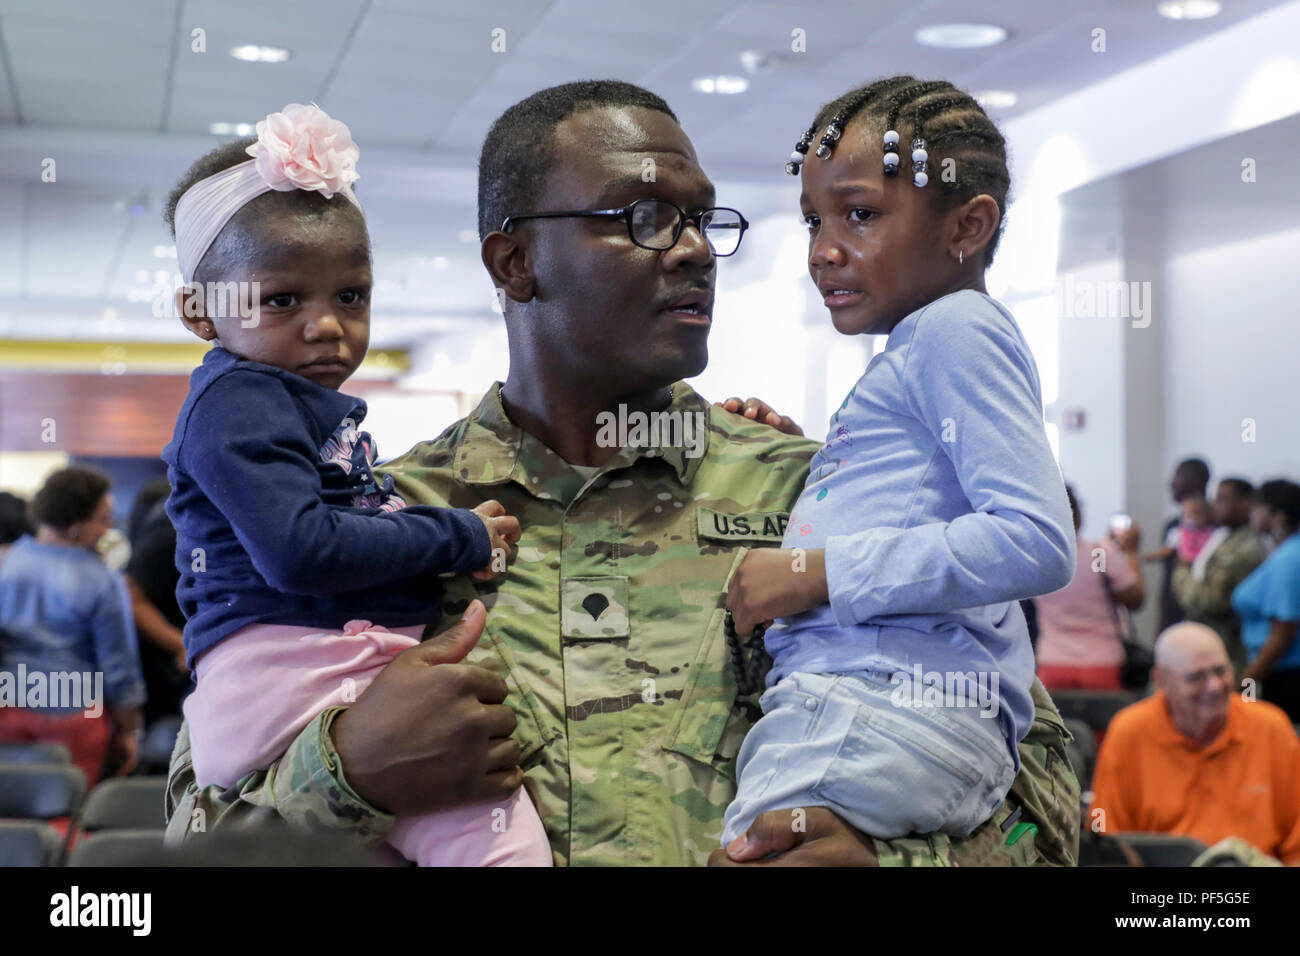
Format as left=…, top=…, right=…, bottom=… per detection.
left=472, top=499, right=521, bottom=580
left=715, top=396, right=804, bottom=436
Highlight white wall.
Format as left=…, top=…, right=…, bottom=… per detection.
left=1163, top=225, right=1300, bottom=484
left=1053, top=256, right=1129, bottom=540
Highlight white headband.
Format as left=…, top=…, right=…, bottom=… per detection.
left=173, top=103, right=362, bottom=284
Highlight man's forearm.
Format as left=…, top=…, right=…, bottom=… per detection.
left=125, top=576, right=186, bottom=656
left=1243, top=620, right=1300, bottom=682
left=164, top=709, right=396, bottom=846
left=109, top=706, right=142, bottom=735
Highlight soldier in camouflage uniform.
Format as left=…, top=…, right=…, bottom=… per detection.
left=1172, top=479, right=1268, bottom=676
left=164, top=81, right=1079, bottom=866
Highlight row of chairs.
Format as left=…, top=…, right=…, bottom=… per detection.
left=0, top=726, right=177, bottom=866
left=0, top=764, right=166, bottom=828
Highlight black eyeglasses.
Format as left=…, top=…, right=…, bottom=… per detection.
left=501, top=198, right=749, bottom=257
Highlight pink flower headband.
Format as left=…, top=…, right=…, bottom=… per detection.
left=173, top=103, right=362, bottom=283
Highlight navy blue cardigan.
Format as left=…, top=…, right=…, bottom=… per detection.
left=162, top=347, right=490, bottom=667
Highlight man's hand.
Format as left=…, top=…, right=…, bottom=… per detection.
left=110, top=731, right=140, bottom=777
left=708, top=807, right=877, bottom=866
left=726, top=548, right=828, bottom=636
left=330, top=600, right=524, bottom=816
left=1108, top=521, right=1142, bottom=553
left=471, top=499, right=522, bottom=581
left=715, top=396, right=804, bottom=436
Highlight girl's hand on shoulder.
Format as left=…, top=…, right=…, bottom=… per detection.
left=725, top=547, right=828, bottom=636
left=715, top=396, right=804, bottom=436
left=472, top=499, right=521, bottom=580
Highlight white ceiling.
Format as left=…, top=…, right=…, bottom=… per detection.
left=0, top=0, right=1293, bottom=346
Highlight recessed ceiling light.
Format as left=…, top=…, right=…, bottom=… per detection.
left=691, top=75, right=749, bottom=95
left=230, top=44, right=290, bottom=63
left=458, top=229, right=478, bottom=243
left=209, top=121, right=256, bottom=136
left=1157, top=0, right=1222, bottom=19
left=738, top=50, right=773, bottom=75
left=974, top=90, right=1018, bottom=109
left=152, top=245, right=177, bottom=259
left=915, top=23, right=1008, bottom=49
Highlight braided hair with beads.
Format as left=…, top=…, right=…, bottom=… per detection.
left=784, top=76, right=1012, bottom=267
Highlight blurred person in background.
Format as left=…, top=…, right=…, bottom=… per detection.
left=1035, top=484, right=1144, bottom=691
left=0, top=466, right=146, bottom=783
left=1150, top=457, right=1210, bottom=633
left=1089, top=623, right=1300, bottom=865
left=1233, top=479, right=1300, bottom=721
left=1172, top=478, right=1267, bottom=677
left=0, top=491, right=35, bottom=544
left=1146, top=493, right=1217, bottom=566
left=1251, top=478, right=1291, bottom=553
left=123, top=472, right=190, bottom=727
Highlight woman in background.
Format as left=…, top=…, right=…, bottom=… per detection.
left=1035, top=485, right=1145, bottom=691
left=0, top=466, right=146, bottom=784
left=1234, top=479, right=1300, bottom=721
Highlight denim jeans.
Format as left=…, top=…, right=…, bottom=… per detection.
left=721, top=669, right=1016, bottom=846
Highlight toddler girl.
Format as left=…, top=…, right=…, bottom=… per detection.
left=162, top=103, right=550, bottom=866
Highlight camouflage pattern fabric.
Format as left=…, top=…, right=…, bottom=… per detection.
left=165, top=382, right=1080, bottom=865
left=1172, top=527, right=1268, bottom=675
left=1190, top=836, right=1284, bottom=867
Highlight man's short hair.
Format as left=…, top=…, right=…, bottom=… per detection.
left=1259, top=479, right=1300, bottom=528
left=1218, top=477, right=1254, bottom=499
left=1174, top=457, right=1211, bottom=496
left=477, top=80, right=678, bottom=240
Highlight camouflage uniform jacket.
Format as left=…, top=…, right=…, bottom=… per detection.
left=1173, top=526, right=1268, bottom=673
left=164, top=382, right=1080, bottom=866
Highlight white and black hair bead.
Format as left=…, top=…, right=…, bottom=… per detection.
left=911, top=136, right=929, bottom=187
left=882, top=129, right=901, bottom=176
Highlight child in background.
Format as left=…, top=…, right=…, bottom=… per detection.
left=1145, top=495, right=1216, bottom=564
left=721, top=76, right=1075, bottom=851
left=161, top=104, right=550, bottom=866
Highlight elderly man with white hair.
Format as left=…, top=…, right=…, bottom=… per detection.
left=1089, top=622, right=1300, bottom=864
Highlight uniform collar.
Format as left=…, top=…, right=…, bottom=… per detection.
left=1152, top=690, right=1244, bottom=756
left=453, top=381, right=712, bottom=502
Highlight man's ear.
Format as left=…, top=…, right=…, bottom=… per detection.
left=948, top=194, right=1000, bottom=263
left=1150, top=666, right=1169, bottom=696
left=481, top=230, right=537, bottom=305
left=175, top=285, right=217, bottom=341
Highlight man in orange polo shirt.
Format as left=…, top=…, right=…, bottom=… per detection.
left=1089, top=622, right=1300, bottom=864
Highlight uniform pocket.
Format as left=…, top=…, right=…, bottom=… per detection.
left=464, top=618, right=553, bottom=767
left=660, top=606, right=751, bottom=778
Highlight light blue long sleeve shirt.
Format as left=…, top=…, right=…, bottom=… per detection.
left=763, top=290, right=1075, bottom=751
left=0, top=535, right=145, bottom=713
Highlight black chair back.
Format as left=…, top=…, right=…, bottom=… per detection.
left=0, top=762, right=86, bottom=820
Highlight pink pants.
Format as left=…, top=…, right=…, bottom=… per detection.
left=184, top=619, right=552, bottom=866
